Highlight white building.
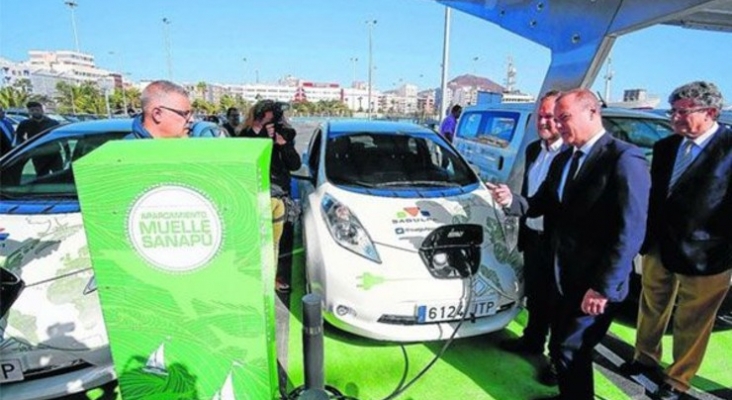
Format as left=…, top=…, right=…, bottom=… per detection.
left=0, top=57, right=32, bottom=87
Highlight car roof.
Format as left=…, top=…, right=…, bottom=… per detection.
left=48, top=118, right=134, bottom=136
left=462, top=102, right=668, bottom=120
left=325, top=119, right=436, bottom=136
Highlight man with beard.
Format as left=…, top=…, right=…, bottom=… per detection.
left=15, top=101, right=61, bottom=176
left=15, top=101, right=59, bottom=144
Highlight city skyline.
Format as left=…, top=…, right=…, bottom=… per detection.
left=2, top=0, right=732, bottom=105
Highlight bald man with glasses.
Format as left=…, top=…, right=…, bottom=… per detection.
left=126, top=80, right=193, bottom=139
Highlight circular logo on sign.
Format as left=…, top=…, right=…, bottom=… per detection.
left=127, top=185, right=223, bottom=273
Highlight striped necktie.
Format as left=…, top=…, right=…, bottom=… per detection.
left=669, top=140, right=694, bottom=189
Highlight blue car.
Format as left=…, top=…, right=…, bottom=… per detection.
left=0, top=118, right=223, bottom=399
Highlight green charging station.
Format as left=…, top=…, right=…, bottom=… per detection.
left=74, top=138, right=278, bottom=399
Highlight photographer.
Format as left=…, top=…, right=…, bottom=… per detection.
left=241, top=100, right=302, bottom=293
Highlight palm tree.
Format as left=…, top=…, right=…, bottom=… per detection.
left=0, top=86, right=30, bottom=108
left=196, top=81, right=207, bottom=102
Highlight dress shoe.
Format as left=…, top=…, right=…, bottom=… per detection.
left=619, top=360, right=658, bottom=376
left=498, top=337, right=544, bottom=355
left=538, top=362, right=558, bottom=386
left=654, top=383, right=685, bottom=400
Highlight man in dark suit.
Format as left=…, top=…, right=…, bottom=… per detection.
left=488, top=88, right=650, bottom=400
left=621, top=81, right=732, bottom=400
left=499, top=90, right=565, bottom=386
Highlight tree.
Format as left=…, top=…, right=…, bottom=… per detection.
left=0, top=79, right=33, bottom=108
left=0, top=86, right=29, bottom=109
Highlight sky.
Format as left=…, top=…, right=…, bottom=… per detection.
left=1, top=0, right=731, bottom=106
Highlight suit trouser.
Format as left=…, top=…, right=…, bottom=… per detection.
left=550, top=290, right=619, bottom=400
left=521, top=228, right=557, bottom=351
left=635, top=250, right=731, bottom=391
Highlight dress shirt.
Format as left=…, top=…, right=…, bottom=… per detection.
left=525, top=138, right=563, bottom=232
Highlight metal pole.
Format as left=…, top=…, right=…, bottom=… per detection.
left=104, top=88, right=111, bottom=118
left=64, top=1, right=81, bottom=52
left=439, top=7, right=451, bottom=120
left=366, top=20, right=376, bottom=119
left=350, top=57, right=358, bottom=86
left=162, top=18, right=173, bottom=80
left=109, top=51, right=128, bottom=115
left=242, top=57, right=247, bottom=84
left=299, top=294, right=328, bottom=400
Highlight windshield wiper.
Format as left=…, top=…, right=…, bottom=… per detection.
left=334, top=180, right=379, bottom=188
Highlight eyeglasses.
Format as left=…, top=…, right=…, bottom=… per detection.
left=159, top=105, right=193, bottom=120
left=666, top=107, right=708, bottom=117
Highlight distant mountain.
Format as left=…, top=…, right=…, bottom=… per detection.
left=448, top=74, right=505, bottom=93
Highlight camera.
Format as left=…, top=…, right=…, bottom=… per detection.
left=261, top=101, right=295, bottom=142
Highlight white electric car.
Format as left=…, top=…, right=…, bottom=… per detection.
left=298, top=120, right=523, bottom=342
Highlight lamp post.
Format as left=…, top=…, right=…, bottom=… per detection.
left=439, top=7, right=451, bottom=120
left=109, top=51, right=128, bottom=115
left=242, top=57, right=247, bottom=85
left=162, top=18, right=173, bottom=80
left=472, top=56, right=479, bottom=74
left=64, top=1, right=81, bottom=52
left=349, top=57, right=358, bottom=86
left=366, top=19, right=377, bottom=119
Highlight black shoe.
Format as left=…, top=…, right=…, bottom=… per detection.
left=619, top=360, right=658, bottom=376
left=538, top=363, right=558, bottom=386
left=498, top=337, right=544, bottom=355
left=654, top=383, right=685, bottom=400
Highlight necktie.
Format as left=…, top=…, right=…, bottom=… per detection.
left=562, top=150, right=583, bottom=199
left=669, top=141, right=694, bottom=189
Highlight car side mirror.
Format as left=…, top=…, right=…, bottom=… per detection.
left=1, top=268, right=25, bottom=318
left=292, top=165, right=315, bottom=185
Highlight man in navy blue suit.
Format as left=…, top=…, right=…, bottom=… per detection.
left=488, top=88, right=650, bottom=400
left=622, top=81, right=732, bottom=400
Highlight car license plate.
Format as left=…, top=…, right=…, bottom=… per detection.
left=0, top=359, right=24, bottom=383
left=416, top=297, right=498, bottom=323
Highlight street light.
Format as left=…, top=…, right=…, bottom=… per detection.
left=162, top=18, right=173, bottom=80
left=242, top=57, right=247, bottom=84
left=366, top=20, right=377, bottom=119
left=472, top=56, right=479, bottom=74
left=64, top=1, right=81, bottom=52
left=109, top=51, right=128, bottom=115
left=349, top=57, right=358, bottom=86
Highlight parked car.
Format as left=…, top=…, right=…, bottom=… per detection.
left=4, top=108, right=71, bottom=125
left=453, top=102, right=732, bottom=328
left=297, top=120, right=523, bottom=342
left=0, top=118, right=222, bottom=399
left=719, top=110, right=732, bottom=130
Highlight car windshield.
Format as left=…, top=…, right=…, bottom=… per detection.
left=324, top=131, right=478, bottom=188
left=0, top=129, right=128, bottom=200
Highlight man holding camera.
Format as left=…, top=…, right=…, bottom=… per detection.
left=241, top=100, right=302, bottom=293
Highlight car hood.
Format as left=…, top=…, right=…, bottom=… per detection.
left=321, top=184, right=510, bottom=253
left=1, top=211, right=109, bottom=373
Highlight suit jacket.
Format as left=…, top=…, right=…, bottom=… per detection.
left=517, top=139, right=569, bottom=251
left=643, top=125, right=732, bottom=276
left=507, top=133, right=650, bottom=302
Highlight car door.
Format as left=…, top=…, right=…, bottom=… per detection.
left=453, top=110, right=527, bottom=184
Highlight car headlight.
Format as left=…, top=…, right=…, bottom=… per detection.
left=321, top=194, right=381, bottom=263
